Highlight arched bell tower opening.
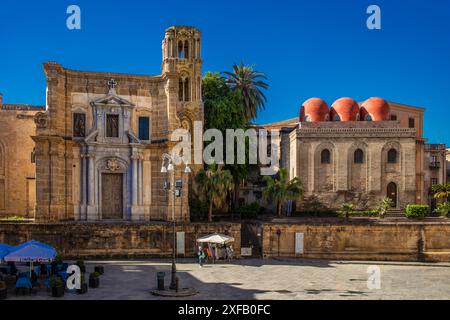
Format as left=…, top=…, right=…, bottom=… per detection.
left=162, top=26, right=202, bottom=104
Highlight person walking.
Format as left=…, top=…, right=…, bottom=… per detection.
left=197, top=246, right=205, bottom=267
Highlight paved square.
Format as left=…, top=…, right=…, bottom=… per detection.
left=7, top=259, right=450, bottom=300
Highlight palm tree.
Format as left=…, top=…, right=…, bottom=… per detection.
left=432, top=183, right=450, bottom=200
left=340, top=203, right=354, bottom=219
left=196, top=164, right=234, bottom=222
left=222, top=62, right=269, bottom=121
left=262, top=168, right=303, bottom=217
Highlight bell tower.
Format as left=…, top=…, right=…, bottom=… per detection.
left=162, top=26, right=203, bottom=104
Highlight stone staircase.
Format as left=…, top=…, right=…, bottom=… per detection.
left=384, top=208, right=406, bottom=219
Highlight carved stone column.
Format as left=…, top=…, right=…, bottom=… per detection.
left=80, top=152, right=87, bottom=220
left=86, top=152, right=97, bottom=220
left=132, top=155, right=138, bottom=206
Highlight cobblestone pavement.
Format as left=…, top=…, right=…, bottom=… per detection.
left=7, top=259, right=450, bottom=300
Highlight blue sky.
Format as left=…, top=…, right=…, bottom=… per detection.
left=1, top=0, right=449, bottom=144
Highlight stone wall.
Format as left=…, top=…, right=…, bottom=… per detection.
left=291, top=122, right=417, bottom=210
left=0, top=107, right=40, bottom=218
left=262, top=221, right=450, bottom=262
left=0, top=222, right=240, bottom=259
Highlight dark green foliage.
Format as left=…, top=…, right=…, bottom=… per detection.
left=405, top=205, right=430, bottom=219
left=236, top=202, right=261, bottom=219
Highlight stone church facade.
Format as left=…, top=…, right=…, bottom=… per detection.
left=244, top=98, right=446, bottom=211
left=0, top=26, right=203, bottom=222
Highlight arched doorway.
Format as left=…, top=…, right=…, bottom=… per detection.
left=387, top=182, right=398, bottom=208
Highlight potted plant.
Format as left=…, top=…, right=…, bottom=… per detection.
left=0, top=281, right=7, bottom=300
left=76, top=273, right=88, bottom=295
left=50, top=276, right=65, bottom=298
left=89, top=272, right=100, bottom=288
left=94, top=265, right=104, bottom=275
left=76, top=260, right=86, bottom=273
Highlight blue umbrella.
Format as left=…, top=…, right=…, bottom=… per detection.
left=0, top=248, right=10, bottom=261
left=0, top=244, right=14, bottom=261
left=14, top=240, right=56, bottom=255
left=0, top=243, right=14, bottom=252
left=4, top=244, right=56, bottom=263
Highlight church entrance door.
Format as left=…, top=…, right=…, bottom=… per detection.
left=102, top=173, right=123, bottom=219
left=387, top=182, right=398, bottom=208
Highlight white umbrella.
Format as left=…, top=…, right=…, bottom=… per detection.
left=196, top=233, right=235, bottom=245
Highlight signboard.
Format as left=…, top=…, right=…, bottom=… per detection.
left=176, top=232, right=185, bottom=255
left=295, top=233, right=304, bottom=255
left=241, top=247, right=252, bottom=257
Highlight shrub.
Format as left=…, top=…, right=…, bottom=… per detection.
left=405, top=205, right=430, bottom=219
left=349, top=210, right=379, bottom=217
left=338, top=203, right=354, bottom=218
left=236, top=202, right=260, bottom=219
left=293, top=210, right=338, bottom=217
left=434, top=202, right=450, bottom=217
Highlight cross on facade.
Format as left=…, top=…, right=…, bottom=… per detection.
left=108, top=78, right=117, bottom=90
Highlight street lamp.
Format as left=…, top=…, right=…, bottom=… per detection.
left=161, top=153, right=191, bottom=291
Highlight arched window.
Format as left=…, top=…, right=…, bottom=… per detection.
left=184, top=41, right=189, bottom=59
left=387, top=149, right=398, bottom=163
left=178, top=41, right=185, bottom=59
left=304, top=115, right=311, bottom=122
left=184, top=78, right=190, bottom=102
left=365, top=114, right=373, bottom=121
left=354, top=149, right=364, bottom=164
left=178, top=77, right=190, bottom=102
left=321, top=149, right=331, bottom=164
left=178, top=78, right=184, bottom=101
left=333, top=114, right=341, bottom=121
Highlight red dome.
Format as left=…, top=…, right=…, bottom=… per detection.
left=360, top=97, right=390, bottom=121
left=330, top=98, right=360, bottom=121
left=299, top=98, right=329, bottom=122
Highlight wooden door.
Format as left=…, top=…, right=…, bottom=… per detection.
left=387, top=182, right=398, bottom=208
left=102, top=173, right=123, bottom=219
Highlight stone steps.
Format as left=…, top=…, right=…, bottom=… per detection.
left=385, top=209, right=406, bottom=219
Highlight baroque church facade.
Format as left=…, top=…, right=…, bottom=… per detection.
left=0, top=26, right=203, bottom=222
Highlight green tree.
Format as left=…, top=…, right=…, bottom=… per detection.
left=203, top=72, right=246, bottom=131
left=196, top=164, right=234, bottom=222
left=222, top=62, right=269, bottom=121
left=262, top=168, right=303, bottom=217
left=202, top=72, right=250, bottom=214
left=340, top=203, right=355, bottom=219
left=432, top=183, right=450, bottom=200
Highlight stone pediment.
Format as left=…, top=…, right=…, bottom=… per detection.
left=90, top=93, right=134, bottom=108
